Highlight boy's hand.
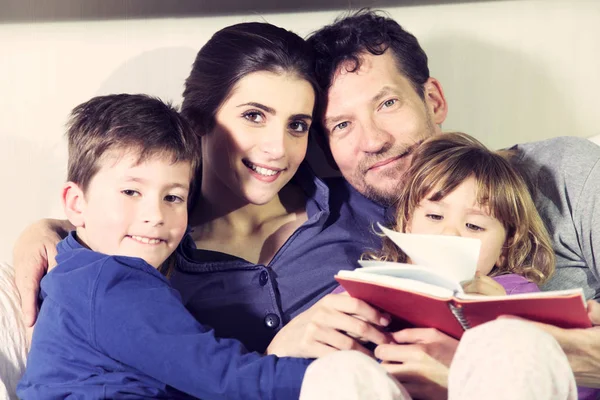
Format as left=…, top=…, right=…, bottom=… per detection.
left=13, top=218, right=71, bottom=327
left=462, top=272, right=506, bottom=296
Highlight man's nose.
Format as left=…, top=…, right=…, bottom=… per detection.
left=358, top=117, right=393, bottom=154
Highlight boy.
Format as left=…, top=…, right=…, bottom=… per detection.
left=17, top=94, right=311, bottom=399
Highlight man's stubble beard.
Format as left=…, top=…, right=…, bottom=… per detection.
left=357, top=117, right=438, bottom=207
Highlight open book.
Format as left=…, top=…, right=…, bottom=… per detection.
left=335, top=225, right=591, bottom=339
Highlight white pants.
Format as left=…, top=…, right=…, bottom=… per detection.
left=300, top=319, right=577, bottom=400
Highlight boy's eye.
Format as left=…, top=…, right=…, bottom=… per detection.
left=466, top=223, right=485, bottom=232
left=425, top=213, right=443, bottom=221
left=121, top=189, right=140, bottom=197
left=164, top=195, right=184, bottom=204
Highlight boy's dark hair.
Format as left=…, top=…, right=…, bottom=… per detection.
left=181, top=22, right=320, bottom=135
left=66, top=94, right=200, bottom=192
left=307, top=9, right=430, bottom=98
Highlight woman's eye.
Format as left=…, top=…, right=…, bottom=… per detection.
left=121, top=189, right=140, bottom=197
left=243, top=111, right=265, bottom=123
left=425, top=214, right=443, bottom=221
left=466, top=223, right=485, bottom=232
left=289, top=121, right=309, bottom=133
left=165, top=195, right=184, bottom=204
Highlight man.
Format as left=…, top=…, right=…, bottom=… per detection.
left=304, top=8, right=600, bottom=391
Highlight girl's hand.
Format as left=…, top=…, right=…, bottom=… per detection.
left=462, top=272, right=506, bottom=296
left=266, top=292, right=392, bottom=358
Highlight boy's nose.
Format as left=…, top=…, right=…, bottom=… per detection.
left=142, top=200, right=165, bottom=226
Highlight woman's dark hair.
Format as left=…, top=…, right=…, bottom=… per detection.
left=307, top=8, right=430, bottom=98
left=181, top=22, right=320, bottom=134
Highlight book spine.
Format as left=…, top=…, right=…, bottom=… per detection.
left=448, top=301, right=471, bottom=331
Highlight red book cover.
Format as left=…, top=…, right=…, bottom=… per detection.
left=336, top=274, right=591, bottom=339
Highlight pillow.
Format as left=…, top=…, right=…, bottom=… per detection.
left=0, top=262, right=28, bottom=400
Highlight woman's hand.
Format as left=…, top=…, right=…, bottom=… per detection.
left=13, top=218, right=72, bottom=327
left=376, top=342, right=449, bottom=400
left=462, top=272, right=506, bottom=296
left=266, top=292, right=392, bottom=358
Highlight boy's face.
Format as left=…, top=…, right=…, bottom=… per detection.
left=71, top=151, right=192, bottom=269
left=407, top=177, right=507, bottom=276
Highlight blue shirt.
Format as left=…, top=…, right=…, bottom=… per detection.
left=171, top=164, right=387, bottom=353
left=18, top=233, right=311, bottom=399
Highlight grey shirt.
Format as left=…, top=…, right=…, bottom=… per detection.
left=510, top=137, right=600, bottom=300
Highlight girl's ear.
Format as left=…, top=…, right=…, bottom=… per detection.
left=62, top=182, right=86, bottom=228
left=497, top=237, right=513, bottom=268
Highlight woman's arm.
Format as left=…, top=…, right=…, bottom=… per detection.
left=13, top=218, right=73, bottom=326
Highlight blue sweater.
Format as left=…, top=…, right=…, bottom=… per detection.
left=18, top=233, right=311, bottom=399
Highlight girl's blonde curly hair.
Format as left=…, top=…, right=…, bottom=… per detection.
left=374, top=132, right=555, bottom=285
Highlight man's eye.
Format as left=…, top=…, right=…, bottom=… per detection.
left=121, top=190, right=140, bottom=197
left=243, top=111, right=265, bottom=123
left=165, top=195, right=184, bottom=203
left=382, top=99, right=397, bottom=108
left=426, top=214, right=443, bottom=221
left=333, top=121, right=349, bottom=132
left=466, top=223, right=484, bottom=232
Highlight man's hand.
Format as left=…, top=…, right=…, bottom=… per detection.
left=390, top=327, right=459, bottom=367
left=462, top=272, right=506, bottom=296
left=266, top=293, right=392, bottom=358
left=13, top=218, right=71, bottom=327
left=376, top=342, right=449, bottom=400
left=501, top=300, right=600, bottom=388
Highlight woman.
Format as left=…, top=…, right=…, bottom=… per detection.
left=14, top=21, right=390, bottom=358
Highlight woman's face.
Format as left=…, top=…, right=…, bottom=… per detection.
left=201, top=71, right=315, bottom=206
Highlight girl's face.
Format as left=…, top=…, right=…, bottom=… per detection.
left=408, top=176, right=508, bottom=275
left=201, top=71, right=314, bottom=205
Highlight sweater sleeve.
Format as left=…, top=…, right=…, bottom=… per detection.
left=90, top=258, right=310, bottom=400
left=492, top=274, right=540, bottom=295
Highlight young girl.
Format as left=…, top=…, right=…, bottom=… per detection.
left=373, top=131, right=592, bottom=400
left=379, top=131, right=555, bottom=297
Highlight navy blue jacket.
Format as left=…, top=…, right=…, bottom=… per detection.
left=171, top=164, right=387, bottom=352
left=18, top=233, right=311, bottom=399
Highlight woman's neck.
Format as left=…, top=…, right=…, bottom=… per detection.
left=189, top=168, right=304, bottom=239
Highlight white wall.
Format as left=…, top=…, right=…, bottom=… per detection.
left=1, top=0, right=599, bottom=263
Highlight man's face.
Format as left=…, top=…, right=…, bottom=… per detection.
left=323, top=51, right=447, bottom=205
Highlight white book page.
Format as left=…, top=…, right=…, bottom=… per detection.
left=377, top=224, right=479, bottom=283
left=337, top=268, right=456, bottom=299
left=357, top=261, right=464, bottom=294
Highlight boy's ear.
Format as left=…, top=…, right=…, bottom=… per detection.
left=62, top=182, right=86, bottom=228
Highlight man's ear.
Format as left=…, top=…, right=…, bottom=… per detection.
left=423, top=77, right=448, bottom=127
left=62, top=182, right=86, bottom=228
